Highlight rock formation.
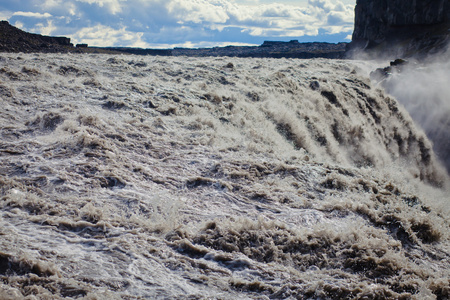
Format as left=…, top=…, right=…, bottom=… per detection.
left=348, top=0, right=450, bottom=58
left=0, top=21, right=73, bottom=53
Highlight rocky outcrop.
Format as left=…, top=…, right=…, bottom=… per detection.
left=0, top=21, right=73, bottom=53
left=348, top=0, right=450, bottom=58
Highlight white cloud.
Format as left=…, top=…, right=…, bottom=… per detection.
left=32, top=19, right=57, bottom=35
left=13, top=11, right=52, bottom=18
left=150, top=40, right=258, bottom=49
left=243, top=26, right=312, bottom=37
left=1, top=0, right=355, bottom=47
left=43, top=0, right=63, bottom=9
left=75, top=0, right=124, bottom=15
left=308, top=0, right=334, bottom=12
left=13, top=21, right=25, bottom=29
left=167, top=0, right=230, bottom=24
left=71, top=24, right=151, bottom=47
left=0, top=11, right=14, bottom=20
left=222, top=0, right=353, bottom=38
left=327, top=11, right=353, bottom=25
left=68, top=4, right=77, bottom=16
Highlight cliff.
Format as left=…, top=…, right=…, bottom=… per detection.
left=348, top=0, right=450, bottom=58
left=0, top=21, right=73, bottom=53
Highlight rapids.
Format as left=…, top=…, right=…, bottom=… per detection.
left=0, top=53, right=449, bottom=299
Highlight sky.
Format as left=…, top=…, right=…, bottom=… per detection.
left=0, top=0, right=356, bottom=48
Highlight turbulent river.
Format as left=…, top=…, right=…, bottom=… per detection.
left=0, top=53, right=449, bottom=299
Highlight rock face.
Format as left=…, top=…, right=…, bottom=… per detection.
left=348, top=0, right=450, bottom=58
left=0, top=21, right=73, bottom=53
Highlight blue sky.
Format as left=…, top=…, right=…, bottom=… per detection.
left=0, top=0, right=355, bottom=48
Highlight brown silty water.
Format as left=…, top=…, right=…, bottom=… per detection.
left=0, top=53, right=449, bottom=299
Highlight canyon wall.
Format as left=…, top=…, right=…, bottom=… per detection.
left=348, top=0, right=450, bottom=58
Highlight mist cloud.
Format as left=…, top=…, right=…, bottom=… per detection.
left=376, top=49, right=450, bottom=173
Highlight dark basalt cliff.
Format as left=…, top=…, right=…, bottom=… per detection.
left=0, top=21, right=73, bottom=53
left=348, top=0, right=450, bottom=58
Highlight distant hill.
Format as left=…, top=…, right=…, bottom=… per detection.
left=171, top=41, right=346, bottom=58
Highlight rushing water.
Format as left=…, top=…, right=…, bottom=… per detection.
left=378, top=57, right=450, bottom=174
left=0, top=53, right=449, bottom=299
